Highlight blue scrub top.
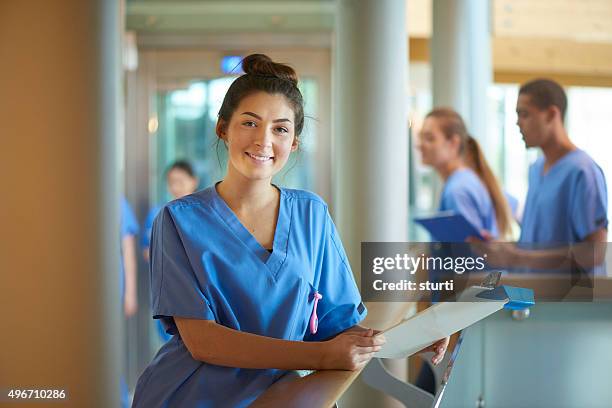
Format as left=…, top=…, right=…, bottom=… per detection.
left=519, top=149, right=608, bottom=244
left=439, top=168, right=499, bottom=238
left=141, top=205, right=162, bottom=249
left=120, top=197, right=139, bottom=240
left=133, top=186, right=367, bottom=408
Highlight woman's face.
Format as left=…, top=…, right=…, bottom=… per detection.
left=167, top=169, right=198, bottom=199
left=417, top=117, right=459, bottom=168
left=218, top=91, right=298, bottom=182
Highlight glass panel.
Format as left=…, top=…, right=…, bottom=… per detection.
left=489, top=84, right=538, bottom=214
left=566, top=86, right=612, bottom=240
left=408, top=62, right=436, bottom=241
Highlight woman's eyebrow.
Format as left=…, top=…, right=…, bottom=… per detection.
left=241, top=111, right=292, bottom=123
left=241, top=111, right=262, bottom=120
left=272, top=118, right=292, bottom=124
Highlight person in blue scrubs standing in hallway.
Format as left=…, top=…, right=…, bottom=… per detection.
left=475, top=79, right=607, bottom=273
left=418, top=108, right=513, bottom=240
left=516, top=79, right=608, bottom=247
left=133, top=54, right=450, bottom=407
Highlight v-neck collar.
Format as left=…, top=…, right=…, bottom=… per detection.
left=208, top=183, right=291, bottom=280
left=540, top=149, right=580, bottom=177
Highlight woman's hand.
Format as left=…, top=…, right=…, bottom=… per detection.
left=321, top=328, right=386, bottom=371
left=418, top=336, right=449, bottom=365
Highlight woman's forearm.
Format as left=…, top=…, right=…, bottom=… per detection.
left=176, top=317, right=325, bottom=370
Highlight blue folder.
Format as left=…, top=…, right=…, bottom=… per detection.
left=476, top=285, right=536, bottom=310
left=414, top=211, right=484, bottom=242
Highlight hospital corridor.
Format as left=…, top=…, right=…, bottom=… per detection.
left=3, top=1, right=612, bottom=407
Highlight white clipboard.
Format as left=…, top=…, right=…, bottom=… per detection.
left=374, top=286, right=507, bottom=359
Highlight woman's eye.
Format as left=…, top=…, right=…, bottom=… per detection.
left=242, top=121, right=256, bottom=127
left=275, top=127, right=289, bottom=134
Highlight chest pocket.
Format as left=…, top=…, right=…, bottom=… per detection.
left=288, top=281, right=318, bottom=340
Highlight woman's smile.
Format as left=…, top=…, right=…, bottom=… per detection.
left=245, top=151, right=274, bottom=164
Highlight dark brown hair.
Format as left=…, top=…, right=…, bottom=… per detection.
left=426, top=108, right=512, bottom=238
left=217, top=54, right=304, bottom=137
left=166, top=160, right=195, bottom=178
left=519, top=78, right=568, bottom=121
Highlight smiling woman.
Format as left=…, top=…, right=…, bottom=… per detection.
left=218, top=92, right=298, bottom=183
left=131, top=54, right=393, bottom=408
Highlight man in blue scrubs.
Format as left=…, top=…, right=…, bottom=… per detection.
left=510, top=79, right=608, bottom=278
left=474, top=79, right=607, bottom=276
left=516, top=79, right=608, bottom=246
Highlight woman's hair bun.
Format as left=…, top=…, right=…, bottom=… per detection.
left=241, top=54, right=298, bottom=86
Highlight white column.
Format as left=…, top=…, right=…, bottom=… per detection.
left=432, top=0, right=492, bottom=145
left=334, top=0, right=409, bottom=406
left=0, top=1, right=121, bottom=405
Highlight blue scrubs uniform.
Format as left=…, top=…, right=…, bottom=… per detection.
left=439, top=168, right=499, bottom=237
left=132, top=186, right=367, bottom=408
left=519, top=149, right=608, bottom=244
left=142, top=205, right=162, bottom=250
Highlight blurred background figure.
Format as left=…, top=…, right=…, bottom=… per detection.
left=121, top=196, right=139, bottom=318
left=417, top=108, right=513, bottom=240
left=142, top=160, right=199, bottom=262
left=120, top=196, right=139, bottom=407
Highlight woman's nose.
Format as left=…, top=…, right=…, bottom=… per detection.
left=254, top=127, right=273, bottom=147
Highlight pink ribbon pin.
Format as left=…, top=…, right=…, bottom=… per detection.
left=309, top=291, right=323, bottom=334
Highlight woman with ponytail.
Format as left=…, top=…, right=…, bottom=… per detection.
left=132, top=54, right=446, bottom=407
left=418, top=108, right=512, bottom=239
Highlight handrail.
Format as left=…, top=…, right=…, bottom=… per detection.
left=251, top=302, right=416, bottom=407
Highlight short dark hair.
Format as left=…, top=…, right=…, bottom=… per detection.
left=166, top=160, right=195, bottom=178
left=217, top=54, right=304, bottom=138
left=519, top=78, right=568, bottom=121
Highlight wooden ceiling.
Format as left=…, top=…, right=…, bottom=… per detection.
left=126, top=0, right=612, bottom=85
left=127, top=0, right=612, bottom=43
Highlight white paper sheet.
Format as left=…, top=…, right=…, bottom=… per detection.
left=374, top=286, right=507, bottom=359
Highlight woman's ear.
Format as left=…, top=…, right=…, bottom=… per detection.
left=450, top=133, right=462, bottom=152
left=290, top=136, right=299, bottom=152
left=216, top=119, right=227, bottom=141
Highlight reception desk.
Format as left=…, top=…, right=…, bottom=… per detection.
left=253, top=276, right=612, bottom=407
